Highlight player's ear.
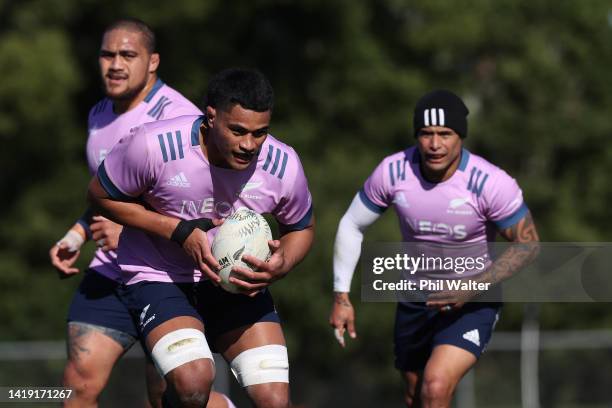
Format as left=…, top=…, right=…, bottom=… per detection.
left=148, top=53, right=160, bottom=73
left=206, top=106, right=216, bottom=127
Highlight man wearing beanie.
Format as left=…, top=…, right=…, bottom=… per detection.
left=329, top=90, right=540, bottom=407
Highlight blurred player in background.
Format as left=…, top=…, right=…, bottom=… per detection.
left=48, top=18, right=233, bottom=408
left=329, top=90, right=539, bottom=407
left=88, top=68, right=314, bottom=407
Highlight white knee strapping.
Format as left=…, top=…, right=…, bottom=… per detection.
left=151, top=328, right=213, bottom=375
left=230, top=344, right=289, bottom=387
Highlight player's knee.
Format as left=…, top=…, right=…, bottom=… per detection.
left=248, top=385, right=290, bottom=408
left=62, top=362, right=104, bottom=403
left=170, top=359, right=214, bottom=406
left=421, top=374, right=453, bottom=404
left=151, top=328, right=215, bottom=406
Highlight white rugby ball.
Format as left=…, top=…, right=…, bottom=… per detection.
left=211, top=208, right=273, bottom=293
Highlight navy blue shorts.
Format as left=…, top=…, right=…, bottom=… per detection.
left=67, top=270, right=139, bottom=339
left=394, top=302, right=501, bottom=372
left=193, top=281, right=280, bottom=351
left=117, top=281, right=202, bottom=341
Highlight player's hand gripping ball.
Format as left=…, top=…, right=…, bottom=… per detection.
left=211, top=208, right=273, bottom=293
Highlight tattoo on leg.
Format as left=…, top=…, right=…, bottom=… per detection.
left=67, top=322, right=135, bottom=362
left=67, top=323, right=93, bottom=362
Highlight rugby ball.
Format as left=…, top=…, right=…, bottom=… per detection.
left=211, top=208, right=273, bottom=293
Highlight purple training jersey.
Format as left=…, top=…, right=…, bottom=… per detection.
left=83, top=79, right=201, bottom=281
left=361, top=147, right=527, bottom=277
left=98, top=115, right=313, bottom=284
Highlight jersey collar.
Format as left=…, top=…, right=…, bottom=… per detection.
left=143, top=78, right=164, bottom=103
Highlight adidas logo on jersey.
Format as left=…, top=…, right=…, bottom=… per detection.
left=463, top=329, right=480, bottom=346
left=167, top=172, right=190, bottom=187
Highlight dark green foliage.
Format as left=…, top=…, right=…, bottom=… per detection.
left=1, top=0, right=611, bottom=405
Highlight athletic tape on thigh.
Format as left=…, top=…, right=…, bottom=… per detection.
left=151, top=328, right=213, bottom=375
left=230, top=344, right=289, bottom=387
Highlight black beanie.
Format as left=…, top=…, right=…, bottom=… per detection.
left=413, top=90, right=469, bottom=138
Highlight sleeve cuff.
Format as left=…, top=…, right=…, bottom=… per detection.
left=359, top=189, right=387, bottom=214
left=279, top=204, right=313, bottom=234
left=97, top=162, right=134, bottom=202
left=494, top=202, right=529, bottom=229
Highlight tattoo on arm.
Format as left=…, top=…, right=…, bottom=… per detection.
left=500, top=212, right=540, bottom=243
left=480, top=212, right=540, bottom=285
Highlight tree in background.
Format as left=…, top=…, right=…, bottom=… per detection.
left=1, top=0, right=611, bottom=405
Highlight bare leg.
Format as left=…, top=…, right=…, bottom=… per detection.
left=144, top=358, right=165, bottom=408
left=400, top=370, right=423, bottom=407
left=420, top=345, right=477, bottom=408
left=145, top=356, right=232, bottom=408
left=146, top=316, right=215, bottom=408
left=63, top=322, right=132, bottom=408
left=217, top=322, right=290, bottom=408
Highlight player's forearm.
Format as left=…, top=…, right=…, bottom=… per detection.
left=94, top=198, right=178, bottom=240
left=476, top=212, right=540, bottom=286
left=476, top=241, right=540, bottom=286
left=88, top=177, right=179, bottom=240
left=332, top=193, right=381, bottom=292
left=278, top=221, right=315, bottom=274
left=334, top=291, right=352, bottom=305
left=74, top=207, right=94, bottom=239
left=332, top=213, right=365, bottom=292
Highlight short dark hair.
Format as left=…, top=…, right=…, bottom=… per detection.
left=204, top=68, right=274, bottom=113
left=104, top=18, right=156, bottom=54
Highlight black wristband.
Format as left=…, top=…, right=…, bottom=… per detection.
left=193, top=218, right=215, bottom=232
left=171, top=220, right=196, bottom=246
left=170, top=218, right=216, bottom=246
